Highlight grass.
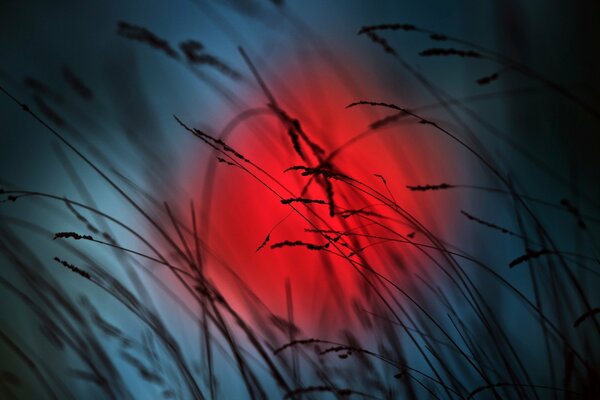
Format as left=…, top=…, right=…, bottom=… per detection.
left=0, top=2, right=599, bottom=399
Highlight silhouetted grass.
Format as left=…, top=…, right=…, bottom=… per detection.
left=0, top=4, right=599, bottom=400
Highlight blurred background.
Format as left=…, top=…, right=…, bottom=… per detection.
left=1, top=1, right=599, bottom=398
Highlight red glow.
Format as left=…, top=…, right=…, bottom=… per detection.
left=176, top=54, right=460, bottom=335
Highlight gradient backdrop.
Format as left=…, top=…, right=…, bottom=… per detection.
left=1, top=1, right=599, bottom=399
